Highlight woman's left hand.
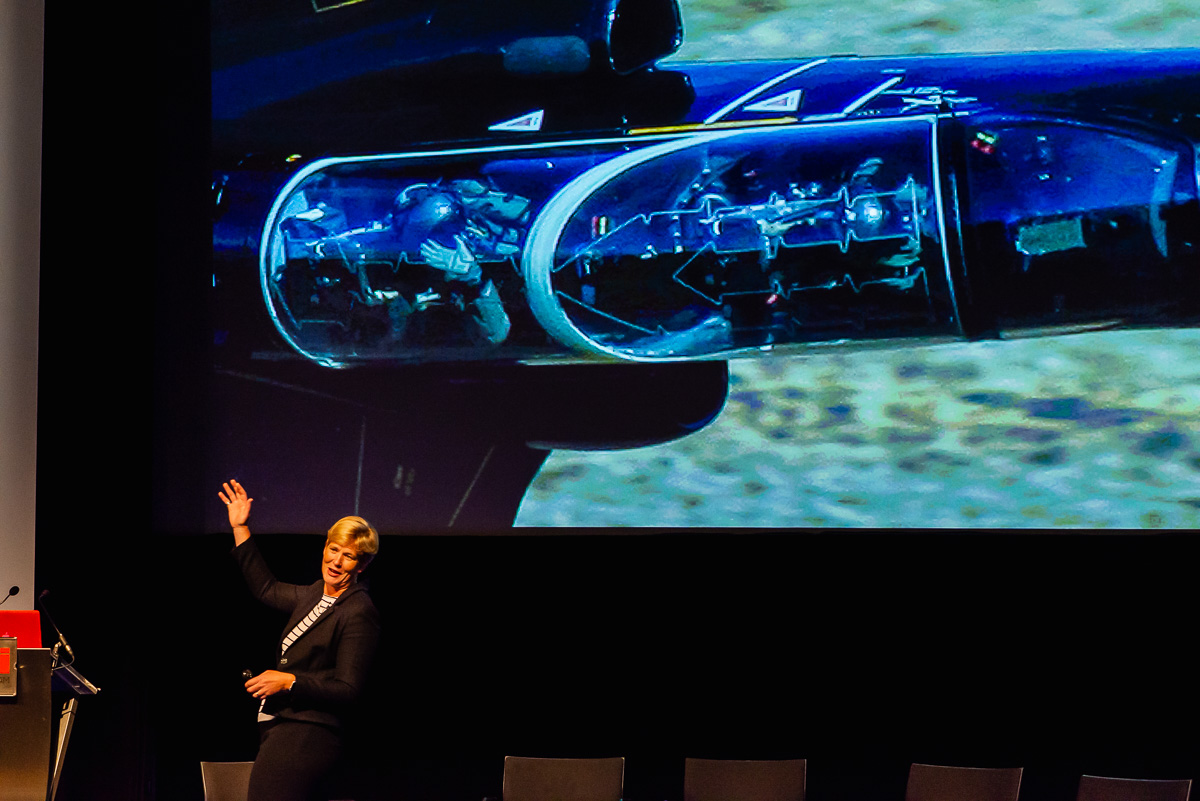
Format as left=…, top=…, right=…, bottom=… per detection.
left=219, top=480, right=253, bottom=529
left=244, top=669, right=296, bottom=699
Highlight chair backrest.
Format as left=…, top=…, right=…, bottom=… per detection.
left=1077, top=775, right=1192, bottom=801
left=684, top=758, right=807, bottom=801
left=906, top=763, right=1024, bottom=801
left=502, top=756, right=625, bottom=801
left=200, top=761, right=254, bottom=801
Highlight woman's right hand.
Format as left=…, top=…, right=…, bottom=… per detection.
left=219, top=480, right=253, bottom=530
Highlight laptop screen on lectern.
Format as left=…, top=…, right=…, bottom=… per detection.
left=0, top=611, right=42, bottom=648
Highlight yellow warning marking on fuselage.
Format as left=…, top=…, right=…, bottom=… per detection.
left=312, top=0, right=370, bottom=12
left=627, top=116, right=799, bottom=136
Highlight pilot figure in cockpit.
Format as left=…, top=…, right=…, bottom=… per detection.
left=385, top=178, right=527, bottom=346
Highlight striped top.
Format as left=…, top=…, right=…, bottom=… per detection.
left=258, top=593, right=337, bottom=722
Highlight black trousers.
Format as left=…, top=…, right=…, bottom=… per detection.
left=249, top=718, right=343, bottom=801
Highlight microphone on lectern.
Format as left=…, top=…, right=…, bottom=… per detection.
left=0, top=586, right=18, bottom=606
left=37, top=590, right=75, bottom=662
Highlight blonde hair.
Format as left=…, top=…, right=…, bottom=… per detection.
left=326, top=515, right=379, bottom=567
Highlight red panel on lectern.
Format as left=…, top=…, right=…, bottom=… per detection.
left=0, top=610, right=42, bottom=647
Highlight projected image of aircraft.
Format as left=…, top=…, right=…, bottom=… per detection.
left=198, top=0, right=1199, bottom=531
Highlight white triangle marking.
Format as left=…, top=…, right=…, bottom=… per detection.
left=744, top=89, right=802, bottom=114
left=489, top=110, right=545, bottom=132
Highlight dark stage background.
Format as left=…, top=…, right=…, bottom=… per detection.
left=34, top=3, right=1200, bottom=801
left=29, top=531, right=1200, bottom=801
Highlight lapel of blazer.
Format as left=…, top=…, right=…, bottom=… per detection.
left=279, top=581, right=331, bottom=651
left=280, top=580, right=364, bottom=648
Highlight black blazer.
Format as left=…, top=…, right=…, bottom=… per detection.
left=234, top=537, right=380, bottom=729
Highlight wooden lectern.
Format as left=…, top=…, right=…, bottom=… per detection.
left=0, top=645, right=100, bottom=801
left=0, top=647, right=54, bottom=801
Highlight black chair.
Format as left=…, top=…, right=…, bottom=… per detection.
left=1076, top=775, right=1191, bottom=801
left=906, top=763, right=1024, bottom=801
left=200, top=760, right=355, bottom=801
left=683, top=757, right=807, bottom=801
left=499, top=756, right=625, bottom=801
left=200, top=761, right=253, bottom=801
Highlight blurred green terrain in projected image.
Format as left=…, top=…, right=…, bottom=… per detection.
left=515, top=0, right=1200, bottom=529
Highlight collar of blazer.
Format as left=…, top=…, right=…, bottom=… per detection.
left=282, top=578, right=368, bottom=636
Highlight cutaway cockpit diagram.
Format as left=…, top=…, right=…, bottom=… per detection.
left=266, top=172, right=540, bottom=362
left=259, top=111, right=1197, bottom=366
left=261, top=118, right=963, bottom=365
left=526, top=118, right=956, bottom=360
left=547, top=161, right=931, bottom=354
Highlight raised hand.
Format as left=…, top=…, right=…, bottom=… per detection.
left=219, top=480, right=253, bottom=531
